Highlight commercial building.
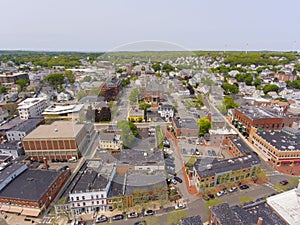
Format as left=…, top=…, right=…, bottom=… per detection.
left=117, top=149, right=165, bottom=175
left=69, top=161, right=116, bottom=215
left=0, top=167, right=70, bottom=217
left=172, top=117, right=199, bottom=138
left=22, top=121, right=95, bottom=161
left=0, top=162, right=27, bottom=191
left=193, top=137, right=260, bottom=191
left=249, top=128, right=300, bottom=167
left=18, top=98, right=48, bottom=120
left=267, top=184, right=300, bottom=225
left=0, top=72, right=29, bottom=86
left=233, top=106, right=300, bottom=135
left=42, top=104, right=84, bottom=121
left=209, top=202, right=287, bottom=225
left=0, top=141, right=24, bottom=158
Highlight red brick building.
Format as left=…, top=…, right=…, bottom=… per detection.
left=233, top=107, right=300, bottom=135
left=0, top=168, right=70, bottom=217
left=22, top=121, right=95, bottom=161
left=100, top=77, right=122, bottom=101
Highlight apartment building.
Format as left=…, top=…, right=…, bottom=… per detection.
left=18, top=98, right=48, bottom=120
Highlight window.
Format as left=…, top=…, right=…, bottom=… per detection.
left=82, top=196, right=85, bottom=200
left=76, top=196, right=79, bottom=201
left=101, top=194, right=104, bottom=198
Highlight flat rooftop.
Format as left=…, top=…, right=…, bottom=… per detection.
left=0, top=169, right=63, bottom=201
left=118, top=149, right=164, bottom=166
left=257, top=130, right=300, bottom=152
left=173, top=117, right=199, bottom=130
left=236, top=106, right=298, bottom=120
left=17, top=98, right=45, bottom=109
left=42, top=104, right=84, bottom=115
left=125, top=170, right=167, bottom=195
left=23, top=121, right=85, bottom=139
left=210, top=202, right=287, bottom=225
left=0, top=162, right=27, bottom=186
left=267, top=188, right=300, bottom=225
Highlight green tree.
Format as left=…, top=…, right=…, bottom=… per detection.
left=44, top=73, right=64, bottom=89
left=223, top=96, right=239, bottom=111
left=162, top=64, right=175, bottom=74
left=263, top=84, right=279, bottom=94
left=0, top=86, right=7, bottom=94
left=152, top=62, right=161, bottom=72
left=117, top=120, right=139, bottom=148
left=197, top=118, right=212, bottom=136
left=129, top=88, right=140, bottom=105
left=64, top=70, right=75, bottom=84
left=254, top=78, right=262, bottom=88
left=16, top=78, right=29, bottom=91
left=82, top=76, right=92, bottom=82
left=139, top=102, right=151, bottom=111
left=221, top=83, right=239, bottom=95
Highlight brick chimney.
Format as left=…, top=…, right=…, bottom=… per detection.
left=43, top=157, right=49, bottom=170
left=256, top=217, right=263, bottom=225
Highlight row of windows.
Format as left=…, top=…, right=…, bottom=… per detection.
left=72, top=200, right=105, bottom=207
left=71, top=194, right=104, bottom=201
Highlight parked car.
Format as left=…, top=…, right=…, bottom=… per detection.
left=175, top=203, right=186, bottom=210
left=112, top=214, right=124, bottom=221
left=171, top=179, right=177, bottom=185
left=228, top=187, right=238, bottom=193
left=144, top=210, right=154, bottom=216
left=202, top=195, right=210, bottom=201
left=174, top=176, right=183, bottom=183
left=128, top=212, right=139, bottom=218
left=195, top=149, right=200, bottom=155
left=280, top=180, right=288, bottom=185
left=216, top=190, right=226, bottom=197
left=239, top=184, right=250, bottom=190
left=95, top=215, right=108, bottom=223
left=208, top=193, right=215, bottom=199
left=134, top=221, right=147, bottom=225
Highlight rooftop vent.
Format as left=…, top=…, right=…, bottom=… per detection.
left=207, top=164, right=213, bottom=170
left=288, top=146, right=295, bottom=150
left=54, top=128, right=58, bottom=132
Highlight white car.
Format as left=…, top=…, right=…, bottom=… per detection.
left=175, top=203, right=186, bottom=210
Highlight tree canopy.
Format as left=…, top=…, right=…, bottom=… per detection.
left=223, top=96, right=240, bottom=111
left=152, top=62, right=161, bottom=72
left=221, top=83, right=239, bottom=95
left=64, top=70, right=75, bottom=84
left=117, top=120, right=138, bottom=148
left=44, top=73, right=64, bottom=89
left=263, top=84, right=279, bottom=94
left=197, top=118, right=212, bottom=136
left=129, top=88, right=140, bottom=105
left=16, top=78, right=29, bottom=91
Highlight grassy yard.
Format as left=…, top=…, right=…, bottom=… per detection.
left=239, top=195, right=254, bottom=204
left=166, top=210, right=190, bottom=225
left=274, top=177, right=299, bottom=192
left=156, top=125, right=165, bottom=148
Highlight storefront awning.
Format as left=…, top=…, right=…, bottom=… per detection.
left=8, top=206, right=23, bottom=213
left=21, top=208, right=41, bottom=217
left=294, top=160, right=300, bottom=163
left=281, top=161, right=291, bottom=164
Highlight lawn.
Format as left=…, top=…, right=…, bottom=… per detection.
left=166, top=210, right=190, bottom=225
left=239, top=195, right=254, bottom=204
left=274, top=177, right=299, bottom=192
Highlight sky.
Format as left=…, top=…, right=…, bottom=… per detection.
left=0, top=0, right=299, bottom=52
